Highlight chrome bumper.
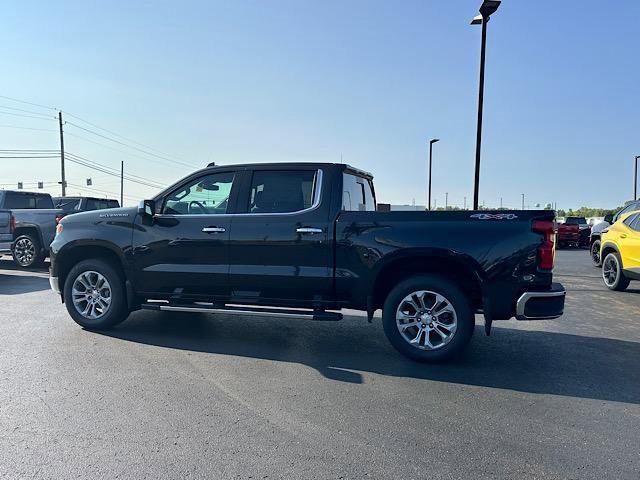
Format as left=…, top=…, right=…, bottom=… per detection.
left=516, top=283, right=566, bottom=320
left=49, top=276, right=61, bottom=295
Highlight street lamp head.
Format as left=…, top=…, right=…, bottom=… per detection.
left=479, top=0, right=501, bottom=18
left=430, top=138, right=440, bottom=144
left=471, top=1, right=501, bottom=24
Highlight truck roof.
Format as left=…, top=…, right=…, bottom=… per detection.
left=204, top=162, right=373, bottom=180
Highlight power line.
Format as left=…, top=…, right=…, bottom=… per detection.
left=0, top=95, right=57, bottom=111
left=66, top=182, right=139, bottom=201
left=65, top=151, right=167, bottom=187
left=0, top=155, right=60, bottom=159
left=0, top=124, right=57, bottom=132
left=64, top=131, right=193, bottom=173
left=0, top=104, right=56, bottom=117
left=0, top=110, right=56, bottom=121
left=65, top=120, right=198, bottom=169
left=65, top=153, right=166, bottom=189
left=63, top=110, right=190, bottom=162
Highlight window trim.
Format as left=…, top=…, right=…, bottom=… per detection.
left=154, top=169, right=323, bottom=218
left=240, top=168, right=322, bottom=216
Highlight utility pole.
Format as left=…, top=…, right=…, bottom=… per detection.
left=634, top=155, right=639, bottom=200
left=500, top=197, right=503, bottom=209
left=521, top=193, right=525, bottom=210
left=120, top=161, right=124, bottom=206
left=58, top=111, right=66, bottom=196
left=463, top=196, right=467, bottom=210
left=445, top=192, right=448, bottom=210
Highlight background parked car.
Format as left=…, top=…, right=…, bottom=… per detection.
left=0, top=190, right=62, bottom=268
left=590, top=200, right=640, bottom=266
left=53, top=196, right=120, bottom=217
left=557, top=216, right=590, bottom=249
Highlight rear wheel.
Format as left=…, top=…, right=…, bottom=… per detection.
left=382, top=275, right=475, bottom=362
left=590, top=239, right=602, bottom=267
left=12, top=234, right=44, bottom=268
left=602, top=252, right=630, bottom=291
left=63, top=259, right=130, bottom=329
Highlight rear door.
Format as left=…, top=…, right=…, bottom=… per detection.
left=132, top=169, right=239, bottom=298
left=227, top=167, right=332, bottom=304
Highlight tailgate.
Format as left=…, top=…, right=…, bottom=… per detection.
left=0, top=210, right=11, bottom=234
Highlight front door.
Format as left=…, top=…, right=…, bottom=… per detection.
left=132, top=170, right=237, bottom=299
left=227, top=167, right=332, bottom=305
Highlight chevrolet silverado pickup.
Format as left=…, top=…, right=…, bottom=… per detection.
left=49, top=162, right=565, bottom=362
left=0, top=190, right=62, bottom=267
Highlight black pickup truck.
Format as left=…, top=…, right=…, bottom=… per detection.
left=49, top=162, right=565, bottom=361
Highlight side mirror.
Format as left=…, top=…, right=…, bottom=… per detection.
left=138, top=199, right=156, bottom=217
left=604, top=213, right=614, bottom=224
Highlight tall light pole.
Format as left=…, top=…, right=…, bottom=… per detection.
left=521, top=193, right=525, bottom=210
left=428, top=138, right=440, bottom=210
left=470, top=0, right=501, bottom=210
left=635, top=155, right=640, bottom=200
left=445, top=192, right=448, bottom=209
left=464, top=196, right=467, bottom=210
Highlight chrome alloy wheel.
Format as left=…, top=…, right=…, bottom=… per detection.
left=14, top=237, right=36, bottom=266
left=396, top=290, right=458, bottom=350
left=71, top=271, right=112, bottom=320
left=602, top=254, right=619, bottom=287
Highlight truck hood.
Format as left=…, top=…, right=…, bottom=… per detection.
left=60, top=206, right=138, bottom=224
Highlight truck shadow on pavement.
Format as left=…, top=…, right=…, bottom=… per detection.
left=100, top=311, right=640, bottom=405
left=0, top=274, right=50, bottom=295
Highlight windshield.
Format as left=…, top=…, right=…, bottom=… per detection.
left=565, top=217, right=586, bottom=225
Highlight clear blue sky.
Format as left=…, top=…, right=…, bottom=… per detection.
left=1, top=0, right=638, bottom=209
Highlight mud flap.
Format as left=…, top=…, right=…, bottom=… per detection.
left=366, top=295, right=374, bottom=323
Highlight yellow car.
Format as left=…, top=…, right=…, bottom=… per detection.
left=600, top=210, right=640, bottom=290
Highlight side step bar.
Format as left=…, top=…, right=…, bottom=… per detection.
left=141, top=302, right=343, bottom=321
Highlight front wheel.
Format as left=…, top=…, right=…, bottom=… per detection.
left=63, top=259, right=130, bottom=329
left=382, top=275, right=475, bottom=362
left=590, top=239, right=602, bottom=267
left=602, top=252, right=630, bottom=291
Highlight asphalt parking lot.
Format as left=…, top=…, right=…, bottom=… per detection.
left=0, top=250, right=639, bottom=479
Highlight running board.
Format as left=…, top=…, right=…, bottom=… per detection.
left=140, top=302, right=343, bottom=321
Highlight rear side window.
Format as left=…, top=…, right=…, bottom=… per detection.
left=631, top=215, right=640, bottom=232
left=342, top=173, right=375, bottom=212
left=247, top=170, right=317, bottom=214
left=623, top=213, right=638, bottom=228
left=4, top=192, right=52, bottom=209
left=85, top=199, right=109, bottom=211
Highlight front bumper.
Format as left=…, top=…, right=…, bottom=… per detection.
left=516, top=282, right=565, bottom=320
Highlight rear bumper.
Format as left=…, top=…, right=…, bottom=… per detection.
left=516, top=282, right=565, bottom=320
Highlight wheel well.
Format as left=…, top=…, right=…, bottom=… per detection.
left=58, top=246, right=125, bottom=293
left=13, top=227, right=42, bottom=246
left=601, top=245, right=617, bottom=261
left=372, top=256, right=483, bottom=310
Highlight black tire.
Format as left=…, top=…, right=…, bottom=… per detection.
left=63, top=258, right=130, bottom=330
left=382, top=274, right=475, bottom=362
left=12, top=233, right=44, bottom=268
left=602, top=252, right=630, bottom=291
left=590, top=239, right=602, bottom=267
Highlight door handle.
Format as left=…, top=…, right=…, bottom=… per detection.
left=296, top=227, right=323, bottom=234
left=202, top=226, right=226, bottom=233
left=620, top=233, right=627, bottom=238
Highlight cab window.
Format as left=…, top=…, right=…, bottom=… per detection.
left=246, top=170, right=317, bottom=214
left=163, top=172, right=234, bottom=215
left=342, top=173, right=375, bottom=211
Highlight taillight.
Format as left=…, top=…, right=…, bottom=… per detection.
left=533, top=219, right=555, bottom=270
left=55, top=213, right=65, bottom=224
left=10, top=214, right=15, bottom=233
